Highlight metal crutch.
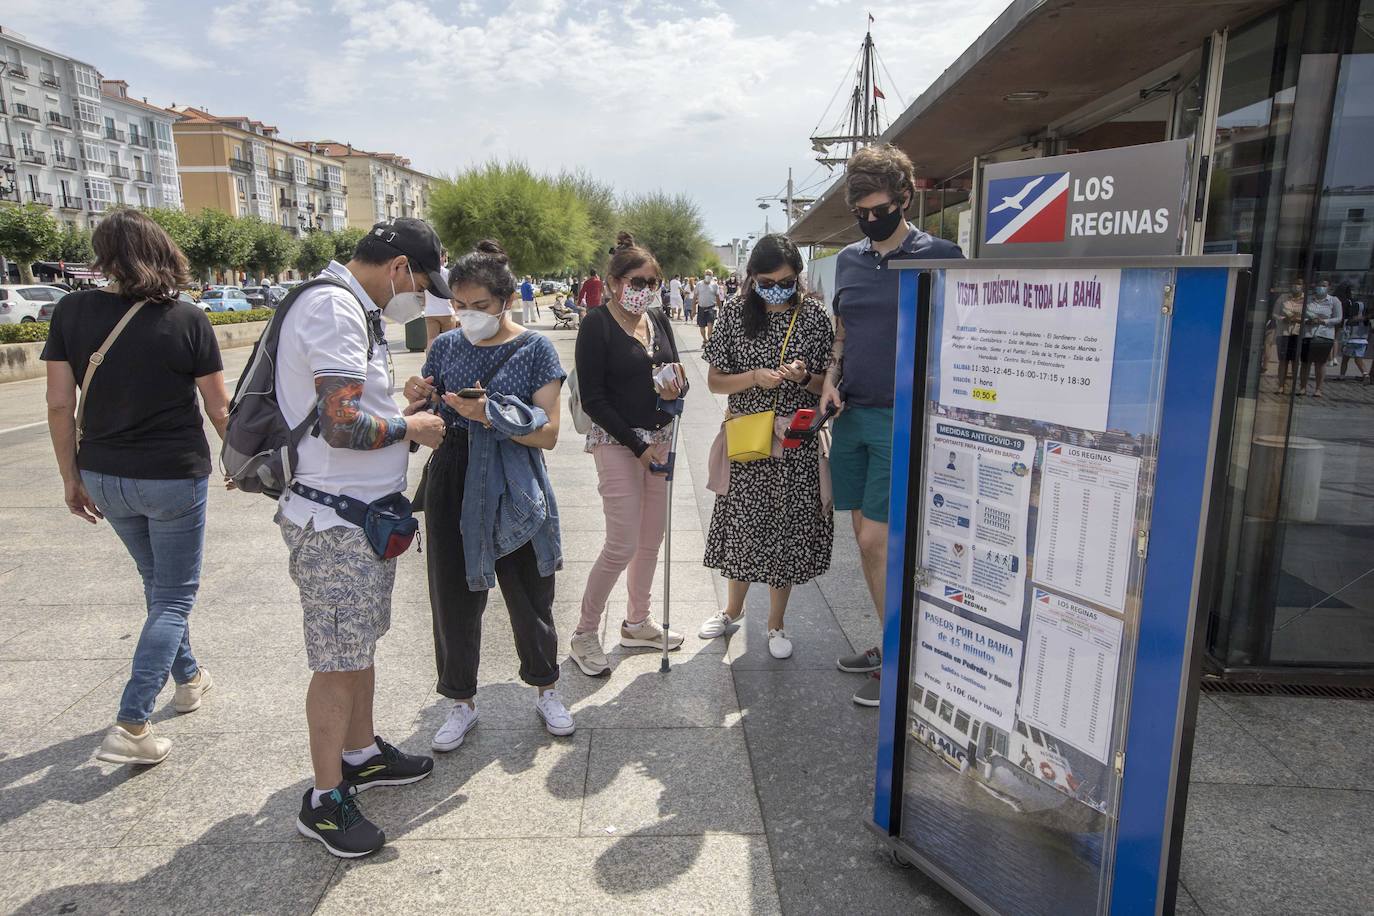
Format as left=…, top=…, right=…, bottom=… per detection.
left=650, top=413, right=683, bottom=673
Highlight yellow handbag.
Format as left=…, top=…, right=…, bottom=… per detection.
left=725, top=306, right=800, bottom=462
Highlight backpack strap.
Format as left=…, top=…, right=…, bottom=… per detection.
left=76, top=299, right=148, bottom=448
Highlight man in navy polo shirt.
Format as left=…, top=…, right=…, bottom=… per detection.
left=820, top=144, right=963, bottom=707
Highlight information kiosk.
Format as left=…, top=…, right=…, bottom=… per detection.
left=870, top=256, right=1249, bottom=916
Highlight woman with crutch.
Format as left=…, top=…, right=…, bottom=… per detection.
left=569, top=232, right=687, bottom=676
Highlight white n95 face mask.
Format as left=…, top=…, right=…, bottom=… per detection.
left=382, top=264, right=426, bottom=324
left=457, top=309, right=502, bottom=343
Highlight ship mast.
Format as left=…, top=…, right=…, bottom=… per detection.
left=811, top=25, right=885, bottom=167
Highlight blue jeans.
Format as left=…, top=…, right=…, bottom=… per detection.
left=81, top=472, right=208, bottom=724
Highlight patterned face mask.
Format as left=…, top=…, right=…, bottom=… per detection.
left=756, top=283, right=796, bottom=305
left=620, top=286, right=658, bottom=315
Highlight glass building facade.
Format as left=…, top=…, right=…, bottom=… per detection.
left=1202, top=0, right=1374, bottom=677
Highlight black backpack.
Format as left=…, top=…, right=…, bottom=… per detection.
left=221, top=276, right=372, bottom=498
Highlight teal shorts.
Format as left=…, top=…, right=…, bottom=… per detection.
left=830, top=406, right=894, bottom=523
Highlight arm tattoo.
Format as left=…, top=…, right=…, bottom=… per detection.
left=315, top=375, right=408, bottom=450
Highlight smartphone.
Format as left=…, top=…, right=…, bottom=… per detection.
left=456, top=388, right=484, bottom=399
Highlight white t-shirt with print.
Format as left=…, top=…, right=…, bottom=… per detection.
left=275, top=260, right=409, bottom=530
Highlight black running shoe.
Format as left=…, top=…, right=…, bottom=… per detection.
left=342, top=735, right=434, bottom=792
left=296, top=786, right=384, bottom=859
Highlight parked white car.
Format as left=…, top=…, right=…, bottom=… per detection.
left=0, top=284, right=67, bottom=323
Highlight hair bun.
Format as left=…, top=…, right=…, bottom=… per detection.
left=474, top=239, right=509, bottom=263
left=614, top=231, right=635, bottom=250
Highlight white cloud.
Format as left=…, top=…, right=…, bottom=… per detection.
left=209, top=0, right=311, bottom=48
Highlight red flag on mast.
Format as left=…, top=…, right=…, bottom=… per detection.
left=874, top=85, right=886, bottom=100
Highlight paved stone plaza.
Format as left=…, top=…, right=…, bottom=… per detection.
left=0, top=319, right=1371, bottom=915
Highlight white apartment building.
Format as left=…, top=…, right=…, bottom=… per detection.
left=0, top=26, right=182, bottom=228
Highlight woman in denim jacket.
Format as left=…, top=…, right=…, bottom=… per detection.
left=404, top=239, right=572, bottom=751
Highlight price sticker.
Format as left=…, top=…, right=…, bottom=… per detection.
left=972, top=388, right=998, bottom=402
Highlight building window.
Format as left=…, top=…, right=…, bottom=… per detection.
left=80, top=141, right=107, bottom=169
left=19, top=130, right=34, bottom=156
left=159, top=176, right=181, bottom=209
left=72, top=65, right=101, bottom=100
left=154, top=121, right=173, bottom=154
left=84, top=176, right=113, bottom=212
left=251, top=142, right=267, bottom=166
left=292, top=157, right=307, bottom=184
left=137, top=185, right=149, bottom=207
left=235, top=175, right=247, bottom=202
left=128, top=122, right=142, bottom=146
left=75, top=100, right=100, bottom=131
left=52, top=137, right=65, bottom=159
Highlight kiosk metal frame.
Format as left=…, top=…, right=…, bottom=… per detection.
left=870, top=256, right=1249, bottom=916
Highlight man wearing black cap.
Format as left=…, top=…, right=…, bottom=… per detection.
left=274, top=218, right=450, bottom=858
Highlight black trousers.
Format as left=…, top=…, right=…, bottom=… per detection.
left=423, top=430, right=560, bottom=700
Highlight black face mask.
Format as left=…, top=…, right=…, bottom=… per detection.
left=857, top=205, right=906, bottom=242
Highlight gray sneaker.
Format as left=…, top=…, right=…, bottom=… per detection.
left=837, top=646, right=882, bottom=673
left=852, top=673, right=882, bottom=707
left=569, top=631, right=610, bottom=677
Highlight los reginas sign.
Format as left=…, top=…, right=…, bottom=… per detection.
left=978, top=139, right=1190, bottom=258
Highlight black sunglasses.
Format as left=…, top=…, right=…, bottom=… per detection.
left=626, top=276, right=662, bottom=291
left=754, top=277, right=798, bottom=291
left=849, top=200, right=903, bottom=221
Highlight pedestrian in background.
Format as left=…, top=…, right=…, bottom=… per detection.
left=1338, top=282, right=1371, bottom=383
left=1298, top=277, right=1342, bottom=398
left=406, top=239, right=572, bottom=755
left=669, top=274, right=685, bottom=321
left=569, top=231, right=686, bottom=676
left=683, top=276, right=695, bottom=324
left=520, top=275, right=540, bottom=323
left=422, top=254, right=454, bottom=351
left=821, top=143, right=962, bottom=707
left=697, top=235, right=834, bottom=659
left=42, top=208, right=231, bottom=767
left=579, top=269, right=604, bottom=312
left=696, top=269, right=720, bottom=345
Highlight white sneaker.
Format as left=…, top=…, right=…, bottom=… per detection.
left=96, top=723, right=171, bottom=766
left=569, top=631, right=609, bottom=677
left=620, top=617, right=684, bottom=650
left=698, top=610, right=741, bottom=640
left=535, top=690, right=575, bottom=736
left=172, top=666, right=213, bottom=714
left=768, top=629, right=793, bottom=659
left=432, top=702, right=478, bottom=752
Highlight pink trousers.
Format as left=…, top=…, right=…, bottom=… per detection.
left=577, top=443, right=669, bottom=633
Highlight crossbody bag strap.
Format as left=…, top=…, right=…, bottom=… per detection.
left=76, top=299, right=148, bottom=445
left=478, top=332, right=535, bottom=388
left=770, top=304, right=802, bottom=411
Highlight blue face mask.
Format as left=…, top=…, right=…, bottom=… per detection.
left=756, top=283, right=796, bottom=305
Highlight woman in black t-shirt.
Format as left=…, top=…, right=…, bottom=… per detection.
left=42, top=209, right=230, bottom=768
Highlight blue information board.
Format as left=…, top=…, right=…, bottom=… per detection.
left=871, top=257, right=1248, bottom=916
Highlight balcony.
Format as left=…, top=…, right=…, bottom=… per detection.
left=12, top=102, right=40, bottom=122
left=0, top=142, right=13, bottom=158
left=278, top=197, right=298, bottom=209
left=109, top=164, right=130, bottom=179
left=307, top=177, right=328, bottom=190
left=59, top=196, right=83, bottom=211
left=7, top=65, right=28, bottom=80
left=52, top=153, right=78, bottom=170
left=128, top=134, right=151, bottom=148
left=47, top=111, right=72, bottom=130
left=132, top=169, right=153, bottom=183
left=28, top=191, right=53, bottom=206
left=104, top=126, right=126, bottom=142
left=40, top=72, right=60, bottom=89
left=270, top=168, right=293, bottom=182
left=20, top=149, right=46, bottom=165
left=228, top=157, right=253, bottom=174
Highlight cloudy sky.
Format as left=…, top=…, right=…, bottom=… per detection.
left=4, top=0, right=1007, bottom=241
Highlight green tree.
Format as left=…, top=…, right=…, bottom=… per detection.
left=246, top=220, right=299, bottom=280
left=0, top=204, right=61, bottom=283
left=428, top=161, right=593, bottom=276
left=617, top=191, right=709, bottom=278
left=46, top=223, right=95, bottom=263
left=295, top=230, right=335, bottom=276
left=182, top=208, right=253, bottom=280
left=330, top=226, right=366, bottom=263
left=557, top=169, right=617, bottom=272
left=141, top=207, right=197, bottom=255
